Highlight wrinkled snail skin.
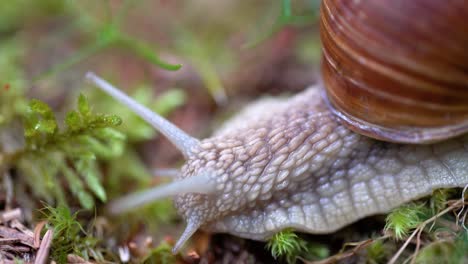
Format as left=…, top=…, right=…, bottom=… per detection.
left=86, top=72, right=468, bottom=253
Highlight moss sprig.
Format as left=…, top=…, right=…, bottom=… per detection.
left=18, top=94, right=125, bottom=209
left=41, top=204, right=102, bottom=263
left=266, top=229, right=309, bottom=264
left=384, top=203, right=430, bottom=240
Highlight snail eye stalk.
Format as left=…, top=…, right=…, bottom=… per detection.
left=86, top=72, right=200, bottom=158
left=107, top=173, right=215, bottom=214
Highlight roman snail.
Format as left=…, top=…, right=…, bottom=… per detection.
left=85, top=0, right=468, bottom=253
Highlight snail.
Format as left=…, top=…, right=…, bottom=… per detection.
left=85, top=0, right=468, bottom=253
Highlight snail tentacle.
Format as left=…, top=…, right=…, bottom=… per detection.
left=153, top=168, right=180, bottom=178
left=107, top=173, right=216, bottom=214
left=172, top=217, right=202, bottom=253
left=86, top=72, right=200, bottom=158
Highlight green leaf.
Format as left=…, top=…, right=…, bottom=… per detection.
left=76, top=159, right=107, bottom=202
left=23, top=114, right=40, bottom=138
left=25, top=99, right=58, bottom=135
left=37, top=119, right=58, bottom=134
left=94, top=114, right=122, bottom=127
left=65, top=110, right=82, bottom=131
left=76, top=134, right=122, bottom=159
left=152, top=89, right=186, bottom=115
left=94, top=127, right=126, bottom=141
left=77, top=191, right=95, bottom=210
left=78, top=94, right=90, bottom=117
left=29, top=99, right=54, bottom=117
left=60, top=162, right=95, bottom=209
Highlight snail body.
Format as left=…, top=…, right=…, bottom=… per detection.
left=87, top=74, right=468, bottom=252
left=176, top=87, right=468, bottom=243
left=85, top=0, right=468, bottom=253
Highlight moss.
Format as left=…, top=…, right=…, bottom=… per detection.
left=430, top=189, right=455, bottom=214
left=16, top=94, right=125, bottom=208
left=266, top=229, right=309, bottom=264
left=40, top=205, right=100, bottom=263
left=141, top=242, right=176, bottom=264
left=366, top=240, right=387, bottom=264
left=384, top=203, right=430, bottom=240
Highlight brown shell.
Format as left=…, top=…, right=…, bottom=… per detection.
left=320, top=0, right=468, bottom=143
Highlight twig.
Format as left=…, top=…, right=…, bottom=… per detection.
left=0, top=226, right=34, bottom=247
left=34, top=229, right=53, bottom=264
left=0, top=238, right=20, bottom=244
left=33, top=221, right=47, bottom=249
left=409, top=227, right=425, bottom=264
left=303, top=235, right=390, bottom=264
left=456, top=184, right=468, bottom=229
left=0, top=208, right=22, bottom=223
left=10, top=219, right=34, bottom=238
left=2, top=171, right=13, bottom=210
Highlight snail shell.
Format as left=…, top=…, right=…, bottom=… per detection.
left=320, top=0, right=468, bottom=143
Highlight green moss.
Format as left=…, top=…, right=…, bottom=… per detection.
left=430, top=189, right=455, bottom=214
left=141, top=242, right=176, bottom=264
left=18, top=94, right=125, bottom=209
left=366, top=240, right=387, bottom=264
left=414, top=231, right=468, bottom=264
left=266, top=229, right=309, bottom=264
left=384, top=203, right=430, bottom=240
left=41, top=205, right=100, bottom=263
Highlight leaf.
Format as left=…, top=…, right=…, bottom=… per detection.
left=77, top=192, right=95, bottom=210
left=60, top=162, right=95, bottom=209
left=93, top=114, right=122, bottom=127
left=37, top=119, right=58, bottom=134
left=78, top=94, right=90, bottom=117
left=76, top=135, right=121, bottom=159
left=94, top=127, right=126, bottom=141
left=76, top=159, right=107, bottom=202
left=65, top=110, right=82, bottom=131
left=152, top=89, right=186, bottom=115
left=23, top=114, right=40, bottom=138
left=29, top=99, right=54, bottom=117
left=25, top=99, right=58, bottom=136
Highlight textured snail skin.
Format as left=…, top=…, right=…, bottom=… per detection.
left=175, top=85, right=468, bottom=241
